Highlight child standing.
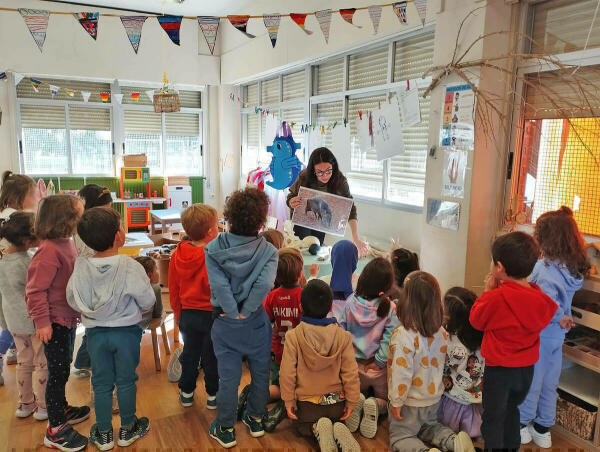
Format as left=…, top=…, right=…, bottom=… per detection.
left=519, top=207, right=589, bottom=448
left=168, top=204, right=219, bottom=408
left=25, top=194, right=89, bottom=451
left=67, top=207, right=155, bottom=450
left=205, top=188, right=278, bottom=448
left=133, top=256, right=164, bottom=331
left=388, top=271, right=475, bottom=452
left=328, top=240, right=359, bottom=319
left=0, top=212, right=47, bottom=420
left=438, top=287, right=484, bottom=439
left=280, top=279, right=361, bottom=452
left=470, top=231, right=557, bottom=451
left=339, top=257, right=399, bottom=439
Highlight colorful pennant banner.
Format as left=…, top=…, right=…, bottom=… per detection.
left=100, top=92, right=110, bottom=103
left=368, top=5, right=382, bottom=34
left=0, top=72, right=7, bottom=81
left=19, top=9, right=50, bottom=52
left=121, top=16, right=147, bottom=54
left=66, top=89, right=75, bottom=97
left=228, top=15, right=255, bottom=38
left=131, top=92, right=140, bottom=102
left=30, top=78, right=41, bottom=92
left=198, top=16, right=219, bottom=55
left=157, top=15, right=183, bottom=45
left=263, top=13, right=281, bottom=48
left=81, top=91, right=91, bottom=102
left=315, top=9, right=332, bottom=44
left=74, top=12, right=99, bottom=40
left=340, top=8, right=361, bottom=28
left=414, top=0, right=428, bottom=25
left=290, top=13, right=313, bottom=35
left=393, top=1, right=408, bottom=24
left=49, top=84, right=59, bottom=98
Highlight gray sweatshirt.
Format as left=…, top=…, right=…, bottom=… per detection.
left=66, top=255, right=155, bottom=328
left=139, top=283, right=163, bottom=330
left=0, top=252, right=36, bottom=335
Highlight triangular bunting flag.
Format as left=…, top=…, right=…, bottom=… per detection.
left=73, top=12, right=99, bottom=40
left=145, top=90, right=155, bottom=102
left=315, top=9, right=332, bottom=43
left=263, top=13, right=281, bottom=48
left=290, top=13, right=313, bottom=35
left=368, top=5, right=382, bottom=34
left=81, top=91, right=91, bottom=102
left=0, top=73, right=6, bottom=81
left=14, top=73, right=25, bottom=85
left=120, top=16, right=147, bottom=54
left=340, top=9, right=361, bottom=28
left=49, top=85, right=59, bottom=98
left=157, top=15, right=182, bottom=45
left=197, top=16, right=219, bottom=55
left=414, top=0, right=428, bottom=25
left=131, top=92, right=140, bottom=102
left=100, top=93, right=110, bottom=103
left=393, top=2, right=408, bottom=24
left=19, top=9, right=50, bottom=52
left=65, top=89, right=75, bottom=97
left=30, top=78, right=41, bottom=93
left=228, top=15, right=255, bottom=39
left=113, top=94, right=123, bottom=104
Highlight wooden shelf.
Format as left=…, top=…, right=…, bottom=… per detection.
left=584, top=275, right=600, bottom=293
left=114, top=198, right=166, bottom=204
left=559, top=365, right=600, bottom=406
left=552, top=424, right=599, bottom=452
left=563, top=343, right=600, bottom=374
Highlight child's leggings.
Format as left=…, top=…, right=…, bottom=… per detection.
left=13, top=333, right=48, bottom=408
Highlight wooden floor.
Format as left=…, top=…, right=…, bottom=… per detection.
left=0, top=325, right=591, bottom=451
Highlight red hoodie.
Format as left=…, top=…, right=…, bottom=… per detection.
left=470, top=281, right=557, bottom=367
left=169, top=241, right=212, bottom=319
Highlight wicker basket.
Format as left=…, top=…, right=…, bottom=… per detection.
left=123, top=154, right=147, bottom=167
left=153, top=92, right=180, bottom=113
left=555, top=394, right=597, bottom=441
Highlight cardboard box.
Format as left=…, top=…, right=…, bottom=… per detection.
left=168, top=176, right=190, bottom=186
left=123, top=154, right=147, bottom=167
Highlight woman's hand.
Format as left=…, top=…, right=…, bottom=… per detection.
left=36, top=325, right=53, bottom=344
left=289, top=196, right=301, bottom=209
left=353, top=238, right=369, bottom=258
left=391, top=405, right=403, bottom=420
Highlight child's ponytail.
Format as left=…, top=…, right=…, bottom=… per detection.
left=391, top=248, right=420, bottom=288
left=376, top=293, right=392, bottom=318
left=355, top=257, right=394, bottom=318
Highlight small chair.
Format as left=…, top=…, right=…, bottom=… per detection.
left=147, top=314, right=171, bottom=371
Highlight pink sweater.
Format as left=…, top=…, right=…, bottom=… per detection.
left=26, top=239, right=79, bottom=329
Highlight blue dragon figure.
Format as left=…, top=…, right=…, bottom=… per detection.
left=266, top=121, right=303, bottom=190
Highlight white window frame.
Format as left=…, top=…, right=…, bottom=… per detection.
left=240, top=25, right=434, bottom=213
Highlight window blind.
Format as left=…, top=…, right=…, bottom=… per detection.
left=165, top=113, right=201, bottom=176
left=17, top=78, right=110, bottom=103
left=348, top=46, right=388, bottom=90
left=165, top=112, right=200, bottom=136
left=178, top=90, right=202, bottom=108
left=242, top=113, right=260, bottom=175
left=69, top=107, right=112, bottom=175
left=246, top=83, right=259, bottom=105
left=315, top=59, right=344, bottom=95
left=20, top=105, right=68, bottom=174
left=262, top=78, right=279, bottom=104
left=394, top=33, right=434, bottom=81
left=315, top=101, right=343, bottom=149
left=124, top=110, right=162, bottom=134
left=124, top=110, right=162, bottom=173
left=282, top=107, right=306, bottom=159
left=69, top=107, right=110, bottom=131
left=20, top=105, right=66, bottom=128
left=283, top=71, right=306, bottom=101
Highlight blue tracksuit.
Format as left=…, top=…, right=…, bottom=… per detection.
left=519, top=259, right=583, bottom=428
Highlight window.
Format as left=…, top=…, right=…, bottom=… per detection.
left=314, top=59, right=344, bottom=95
left=314, top=101, right=343, bottom=149
left=124, top=110, right=162, bottom=173
left=348, top=46, right=388, bottom=90
left=283, top=71, right=305, bottom=101
left=261, top=78, right=280, bottom=104
left=20, top=105, right=68, bottom=174
left=165, top=113, right=202, bottom=176
left=69, top=107, right=112, bottom=175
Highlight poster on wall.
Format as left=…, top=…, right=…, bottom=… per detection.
left=440, top=84, right=475, bottom=150
left=291, top=187, right=353, bottom=237
left=426, top=199, right=460, bottom=231
left=373, top=98, right=405, bottom=161
left=442, top=149, right=468, bottom=198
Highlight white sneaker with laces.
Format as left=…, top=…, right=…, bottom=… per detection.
left=6, top=348, right=17, bottom=364
left=15, top=402, right=36, bottom=418
left=34, top=406, right=48, bottom=421
left=529, top=424, right=552, bottom=449
left=520, top=424, right=532, bottom=444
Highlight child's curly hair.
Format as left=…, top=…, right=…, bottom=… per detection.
left=224, top=187, right=270, bottom=236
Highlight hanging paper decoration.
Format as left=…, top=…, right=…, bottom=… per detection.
left=14, top=73, right=25, bottom=85
left=145, top=90, right=155, bottom=102
left=367, top=5, right=382, bottom=34
left=30, top=78, right=41, bottom=93
left=290, top=13, right=313, bottom=35
left=315, top=9, right=332, bottom=43
left=414, top=0, right=427, bottom=25
left=266, top=121, right=302, bottom=190
left=0, top=73, right=6, bottom=81
left=19, top=9, right=50, bottom=52
left=131, top=92, right=140, bottom=102
left=340, top=8, right=361, bottom=28
left=393, top=2, right=408, bottom=24
left=49, top=85, right=59, bottom=98
left=197, top=16, right=220, bottom=55
left=120, top=16, right=146, bottom=54
left=73, top=12, right=99, bottom=40
left=113, top=94, right=123, bottom=104
left=81, top=91, right=91, bottom=102
left=263, top=13, right=281, bottom=48
left=100, top=92, right=110, bottom=103
left=228, top=15, right=255, bottom=39
left=65, top=89, right=75, bottom=97
left=157, top=15, right=182, bottom=45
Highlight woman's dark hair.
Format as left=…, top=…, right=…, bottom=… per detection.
left=443, top=287, right=483, bottom=352
left=391, top=248, right=420, bottom=288
left=224, top=187, right=270, bottom=236
left=535, top=206, right=590, bottom=278
left=398, top=271, right=443, bottom=337
left=35, top=195, right=82, bottom=240
left=301, top=279, right=332, bottom=319
left=0, top=212, right=36, bottom=248
left=79, top=184, right=112, bottom=210
left=355, top=257, right=394, bottom=318
left=305, top=147, right=344, bottom=193
left=0, top=171, right=35, bottom=211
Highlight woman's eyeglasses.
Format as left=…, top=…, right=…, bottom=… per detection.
left=315, top=168, right=333, bottom=177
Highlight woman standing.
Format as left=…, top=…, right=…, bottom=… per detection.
left=287, top=148, right=367, bottom=256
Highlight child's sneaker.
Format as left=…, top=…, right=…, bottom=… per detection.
left=528, top=424, right=552, bottom=449
left=206, top=394, right=217, bottom=410
left=34, top=406, right=48, bottom=421
left=453, top=431, right=476, bottom=452
left=359, top=397, right=378, bottom=439
left=15, top=401, right=36, bottom=418
left=6, top=347, right=17, bottom=364
left=71, top=366, right=91, bottom=378
left=209, top=421, right=237, bottom=449
left=333, top=422, right=361, bottom=452
left=345, top=392, right=364, bottom=433
left=242, top=410, right=265, bottom=438
left=313, top=417, right=336, bottom=452
left=65, top=405, right=91, bottom=425
left=520, top=424, right=532, bottom=444
left=117, top=416, right=149, bottom=447
left=263, top=399, right=286, bottom=432
left=236, top=384, right=251, bottom=420
left=44, top=423, right=88, bottom=452
left=167, top=347, right=183, bottom=383
left=179, top=389, right=194, bottom=407
left=90, top=424, right=114, bottom=451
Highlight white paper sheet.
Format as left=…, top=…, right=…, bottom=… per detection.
left=265, top=114, right=279, bottom=147
left=373, top=99, right=404, bottom=161
left=331, top=124, right=352, bottom=173
left=356, top=117, right=372, bottom=155
left=309, top=126, right=323, bottom=150
left=397, top=87, right=421, bottom=127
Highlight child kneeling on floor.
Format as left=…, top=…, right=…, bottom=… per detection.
left=67, top=207, right=155, bottom=451
left=280, top=279, right=361, bottom=452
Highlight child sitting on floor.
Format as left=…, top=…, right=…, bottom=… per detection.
left=133, top=256, right=164, bottom=331
left=280, top=279, right=361, bottom=452
left=327, top=240, right=359, bottom=319
left=388, top=247, right=420, bottom=301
